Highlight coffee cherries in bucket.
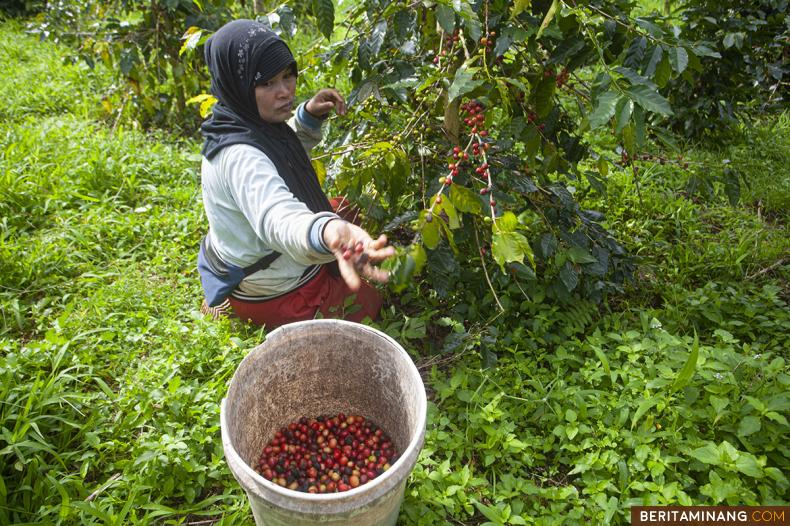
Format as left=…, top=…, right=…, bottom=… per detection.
left=255, top=413, right=399, bottom=493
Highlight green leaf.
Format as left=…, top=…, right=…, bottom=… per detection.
left=358, top=20, right=387, bottom=69
left=744, top=396, right=766, bottom=413
left=767, top=394, right=790, bottom=412
left=511, top=0, right=532, bottom=19
left=537, top=0, right=559, bottom=37
left=534, top=77, right=556, bottom=118
left=624, top=37, right=647, bottom=69
left=765, top=467, right=790, bottom=486
left=369, top=20, right=388, bottom=57
left=524, top=127, right=542, bottom=159
left=312, top=159, right=327, bottom=186
left=565, top=425, right=579, bottom=439
left=765, top=411, right=788, bottom=426
left=436, top=4, right=456, bottom=33
left=644, top=45, right=663, bottom=76
left=722, top=167, right=741, bottom=206
left=591, top=345, right=612, bottom=382
left=448, top=67, right=483, bottom=102
left=626, top=84, right=673, bottom=116
left=492, top=230, right=534, bottom=272
left=630, top=398, right=658, bottom=429
left=559, top=262, right=578, bottom=292
left=692, top=44, right=721, bottom=58
left=495, top=79, right=513, bottom=116
left=670, top=47, right=689, bottom=74
left=737, top=416, right=761, bottom=437
left=499, top=211, right=520, bottom=232
left=616, top=66, right=657, bottom=89
left=421, top=212, right=442, bottom=249
left=179, top=28, right=203, bottom=56
left=690, top=442, right=721, bottom=466
left=410, top=244, right=427, bottom=273
left=567, top=246, right=597, bottom=264
left=670, top=332, right=699, bottom=393
left=636, top=18, right=664, bottom=39
left=473, top=500, right=506, bottom=523
left=615, top=96, right=633, bottom=133
left=701, top=471, right=738, bottom=503
left=312, top=0, right=335, bottom=40
left=450, top=184, right=483, bottom=214
left=622, top=123, right=636, bottom=155
left=710, top=395, right=729, bottom=413
left=734, top=453, right=763, bottom=478
left=597, top=157, right=609, bottom=177
left=436, top=198, right=460, bottom=229
left=588, top=91, right=619, bottom=130
left=385, top=244, right=426, bottom=293
left=654, top=54, right=672, bottom=88
left=633, top=105, right=646, bottom=148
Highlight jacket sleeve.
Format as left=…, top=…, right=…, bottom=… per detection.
left=222, top=144, right=337, bottom=266
left=287, top=102, right=324, bottom=154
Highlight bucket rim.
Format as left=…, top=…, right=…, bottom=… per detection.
left=221, top=319, right=427, bottom=505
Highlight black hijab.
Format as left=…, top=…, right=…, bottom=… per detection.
left=201, top=19, right=332, bottom=214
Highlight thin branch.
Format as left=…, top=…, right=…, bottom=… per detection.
left=85, top=473, right=122, bottom=502
left=185, top=519, right=222, bottom=526
left=474, top=225, right=505, bottom=313
left=746, top=258, right=787, bottom=281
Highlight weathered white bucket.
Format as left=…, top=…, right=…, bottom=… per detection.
left=220, top=319, right=427, bottom=525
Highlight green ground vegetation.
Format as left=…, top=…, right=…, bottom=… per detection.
left=1, top=18, right=788, bottom=526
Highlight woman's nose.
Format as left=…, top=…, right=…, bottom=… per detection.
left=275, top=80, right=291, bottom=98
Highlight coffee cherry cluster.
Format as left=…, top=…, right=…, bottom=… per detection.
left=527, top=111, right=546, bottom=131
left=341, top=241, right=365, bottom=260
left=444, top=29, right=460, bottom=47
left=462, top=101, right=496, bottom=210
left=479, top=31, right=496, bottom=51
left=434, top=29, right=461, bottom=65
left=426, top=99, right=497, bottom=225
left=255, top=414, right=399, bottom=494
left=555, top=68, right=570, bottom=88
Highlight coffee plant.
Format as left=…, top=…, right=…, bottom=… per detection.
left=666, top=0, right=789, bottom=137
left=0, top=0, right=45, bottom=16
left=298, top=0, right=715, bottom=306
left=28, top=0, right=234, bottom=131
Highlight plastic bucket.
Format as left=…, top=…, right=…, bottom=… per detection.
left=220, top=319, right=427, bottom=525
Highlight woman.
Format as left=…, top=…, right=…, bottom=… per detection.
left=197, top=19, right=394, bottom=327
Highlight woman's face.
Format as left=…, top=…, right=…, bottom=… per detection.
left=255, top=67, right=297, bottom=123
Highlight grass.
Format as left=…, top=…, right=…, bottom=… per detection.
left=1, top=18, right=788, bottom=526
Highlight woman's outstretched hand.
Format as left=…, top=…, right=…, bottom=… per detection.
left=305, top=88, right=346, bottom=118
left=322, top=219, right=395, bottom=291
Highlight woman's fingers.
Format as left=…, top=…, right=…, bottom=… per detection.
left=336, top=256, right=362, bottom=291
left=331, top=91, right=346, bottom=115
left=325, top=220, right=393, bottom=289
left=312, top=89, right=346, bottom=116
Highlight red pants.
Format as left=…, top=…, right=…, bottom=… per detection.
left=227, top=266, right=383, bottom=328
